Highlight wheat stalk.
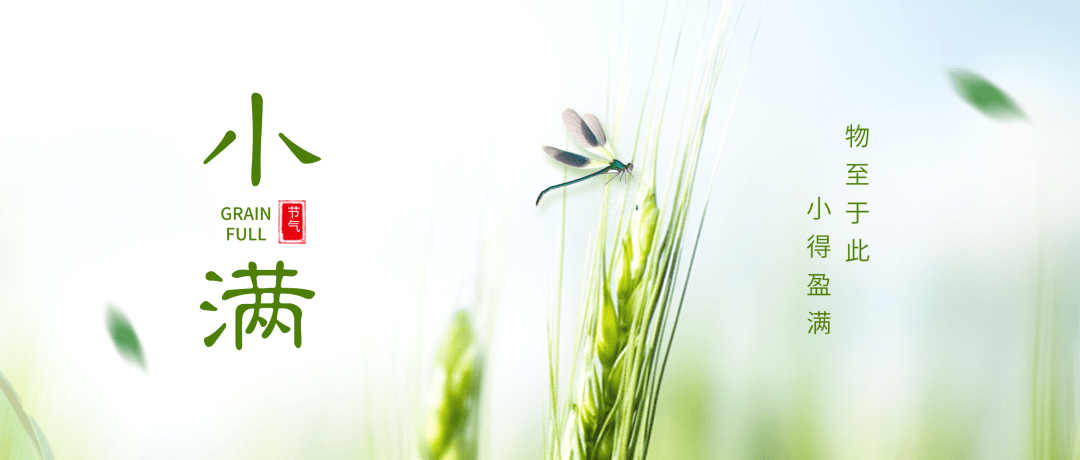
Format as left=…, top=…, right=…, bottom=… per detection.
left=548, top=1, right=761, bottom=459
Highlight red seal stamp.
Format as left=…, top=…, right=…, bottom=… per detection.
left=279, top=200, right=306, bottom=244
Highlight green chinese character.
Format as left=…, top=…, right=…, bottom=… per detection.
left=845, top=124, right=869, bottom=148
left=807, top=235, right=830, bottom=258
left=807, top=197, right=831, bottom=220
left=847, top=202, right=868, bottom=224
left=807, top=274, right=830, bottom=296
left=846, top=239, right=869, bottom=262
left=808, top=311, right=830, bottom=334
left=846, top=163, right=868, bottom=185
left=201, top=261, right=315, bottom=349
left=203, top=93, right=322, bottom=186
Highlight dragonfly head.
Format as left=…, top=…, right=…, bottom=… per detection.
left=625, top=162, right=633, bottom=173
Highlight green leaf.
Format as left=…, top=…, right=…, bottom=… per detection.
left=1, top=370, right=54, bottom=460
left=107, top=305, right=147, bottom=371
left=30, top=418, right=55, bottom=460
left=946, top=67, right=1027, bottom=121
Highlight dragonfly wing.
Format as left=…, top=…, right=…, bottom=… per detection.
left=542, top=146, right=608, bottom=169
left=582, top=113, right=607, bottom=146
left=583, top=113, right=616, bottom=159
left=562, top=108, right=613, bottom=160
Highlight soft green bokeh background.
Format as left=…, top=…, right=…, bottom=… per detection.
left=2, top=0, right=1079, bottom=459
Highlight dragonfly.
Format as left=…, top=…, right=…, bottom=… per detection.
left=536, top=108, right=633, bottom=206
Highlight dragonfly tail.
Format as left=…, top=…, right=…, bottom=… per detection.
left=535, top=166, right=613, bottom=206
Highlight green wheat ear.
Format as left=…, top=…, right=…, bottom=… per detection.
left=559, top=181, right=660, bottom=460
left=422, top=310, right=482, bottom=460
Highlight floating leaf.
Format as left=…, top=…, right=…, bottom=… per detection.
left=107, top=305, right=147, bottom=371
left=946, top=67, right=1027, bottom=121
left=1, top=370, right=53, bottom=460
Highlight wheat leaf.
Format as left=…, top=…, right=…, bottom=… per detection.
left=30, top=417, right=55, bottom=460
left=0, top=369, right=52, bottom=460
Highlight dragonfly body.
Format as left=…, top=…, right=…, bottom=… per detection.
left=536, top=109, right=633, bottom=206
left=535, top=160, right=631, bottom=205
